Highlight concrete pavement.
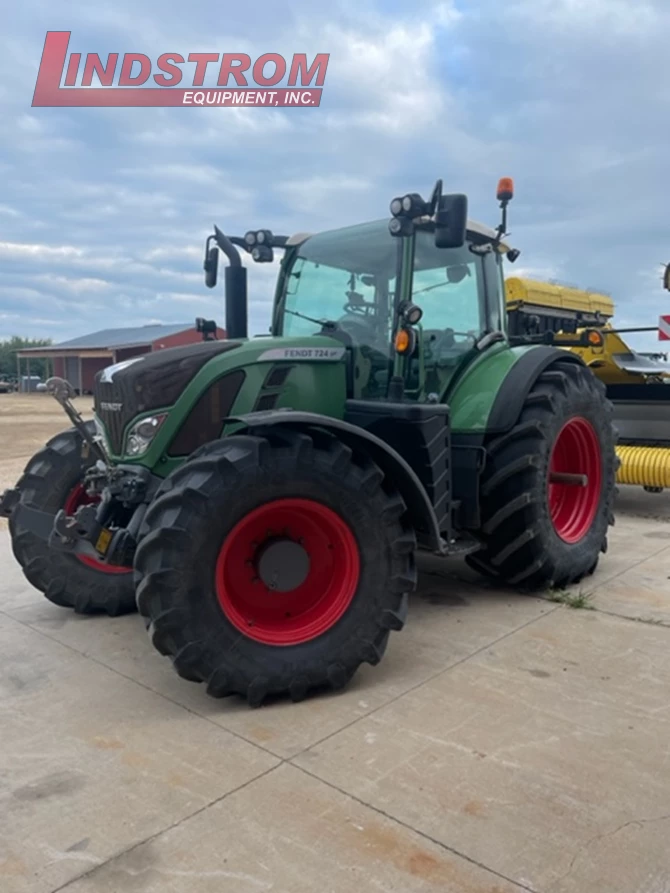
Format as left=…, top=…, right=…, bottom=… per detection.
left=1, top=487, right=669, bottom=893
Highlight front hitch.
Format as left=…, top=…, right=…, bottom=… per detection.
left=4, top=498, right=109, bottom=562
left=48, top=473, right=151, bottom=565
left=5, top=464, right=158, bottom=567
left=50, top=501, right=110, bottom=556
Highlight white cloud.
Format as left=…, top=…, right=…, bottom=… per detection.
left=508, top=0, right=661, bottom=37
left=274, top=175, right=372, bottom=214
left=32, top=274, right=112, bottom=293
left=0, top=241, right=85, bottom=260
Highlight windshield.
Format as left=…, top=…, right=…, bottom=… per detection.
left=276, top=219, right=500, bottom=398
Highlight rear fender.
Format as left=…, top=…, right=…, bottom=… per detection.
left=486, top=347, right=587, bottom=434
left=223, top=410, right=445, bottom=553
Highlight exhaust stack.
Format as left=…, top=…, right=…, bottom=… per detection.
left=204, top=226, right=249, bottom=340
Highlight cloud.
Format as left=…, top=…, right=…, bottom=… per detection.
left=0, top=0, right=667, bottom=361
left=274, top=175, right=372, bottom=215
left=0, top=241, right=84, bottom=260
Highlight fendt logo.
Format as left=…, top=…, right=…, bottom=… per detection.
left=32, top=32, right=329, bottom=108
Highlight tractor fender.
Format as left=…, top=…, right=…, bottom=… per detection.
left=223, top=410, right=444, bottom=553
left=486, top=346, right=587, bottom=435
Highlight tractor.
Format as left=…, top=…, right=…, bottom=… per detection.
left=0, top=178, right=618, bottom=706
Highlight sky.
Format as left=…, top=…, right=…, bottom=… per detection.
left=1, top=0, right=669, bottom=354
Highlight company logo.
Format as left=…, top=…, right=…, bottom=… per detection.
left=257, top=347, right=345, bottom=362
left=99, top=402, right=123, bottom=412
left=32, top=32, right=329, bottom=108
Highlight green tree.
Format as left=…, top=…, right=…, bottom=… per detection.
left=0, top=336, right=53, bottom=381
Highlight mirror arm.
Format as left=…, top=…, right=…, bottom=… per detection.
left=229, top=234, right=290, bottom=253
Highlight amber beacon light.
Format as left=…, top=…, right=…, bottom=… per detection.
left=496, top=177, right=514, bottom=202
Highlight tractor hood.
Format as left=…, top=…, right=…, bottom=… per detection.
left=94, top=340, right=243, bottom=454
left=93, top=335, right=348, bottom=461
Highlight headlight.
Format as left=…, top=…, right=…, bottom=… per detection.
left=125, top=414, right=167, bottom=457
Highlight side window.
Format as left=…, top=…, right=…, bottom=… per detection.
left=411, top=261, right=482, bottom=337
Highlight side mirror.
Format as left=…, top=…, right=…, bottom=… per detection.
left=204, top=246, right=219, bottom=288
left=435, top=194, right=467, bottom=249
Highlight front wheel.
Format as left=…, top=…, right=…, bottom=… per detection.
left=467, top=361, right=617, bottom=589
left=134, top=429, right=417, bottom=706
left=9, top=424, right=136, bottom=615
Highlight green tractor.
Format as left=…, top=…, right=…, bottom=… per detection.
left=0, top=178, right=617, bottom=706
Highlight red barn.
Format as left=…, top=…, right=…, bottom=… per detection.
left=17, top=323, right=226, bottom=394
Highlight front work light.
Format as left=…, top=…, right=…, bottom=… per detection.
left=390, top=193, right=428, bottom=219
left=400, top=302, right=423, bottom=325
left=251, top=245, right=273, bottom=263
left=244, top=230, right=274, bottom=248
left=388, top=217, right=414, bottom=237
left=390, top=197, right=404, bottom=217
left=401, top=193, right=428, bottom=217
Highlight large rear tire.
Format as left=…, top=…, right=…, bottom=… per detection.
left=134, top=428, right=417, bottom=706
left=466, top=362, right=617, bottom=589
left=9, top=424, right=136, bottom=616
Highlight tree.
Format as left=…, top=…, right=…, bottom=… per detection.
left=0, top=336, right=53, bottom=381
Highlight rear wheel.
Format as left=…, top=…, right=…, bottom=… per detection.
left=134, top=429, right=417, bottom=706
left=9, top=424, right=136, bottom=615
left=467, top=362, right=617, bottom=589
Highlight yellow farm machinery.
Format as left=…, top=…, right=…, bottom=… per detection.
left=505, top=276, right=670, bottom=494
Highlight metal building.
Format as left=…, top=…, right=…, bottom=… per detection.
left=16, top=323, right=226, bottom=394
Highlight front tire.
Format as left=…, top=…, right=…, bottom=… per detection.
left=134, top=429, right=417, bottom=706
left=9, top=424, right=136, bottom=615
left=467, top=361, right=617, bottom=589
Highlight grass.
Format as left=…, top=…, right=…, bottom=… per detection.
left=546, top=588, right=595, bottom=610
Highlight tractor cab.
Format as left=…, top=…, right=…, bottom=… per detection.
left=205, top=178, right=519, bottom=404
left=272, top=217, right=512, bottom=401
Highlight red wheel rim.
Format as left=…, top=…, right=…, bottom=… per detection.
left=63, top=484, right=131, bottom=574
left=548, top=417, right=602, bottom=544
left=215, top=498, right=360, bottom=645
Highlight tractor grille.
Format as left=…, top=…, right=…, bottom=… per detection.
left=94, top=340, right=241, bottom=454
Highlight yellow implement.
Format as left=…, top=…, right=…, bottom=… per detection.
left=506, top=277, right=614, bottom=323
left=506, top=277, right=670, bottom=494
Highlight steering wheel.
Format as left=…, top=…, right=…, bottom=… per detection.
left=343, top=302, right=371, bottom=315
left=342, top=288, right=377, bottom=317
